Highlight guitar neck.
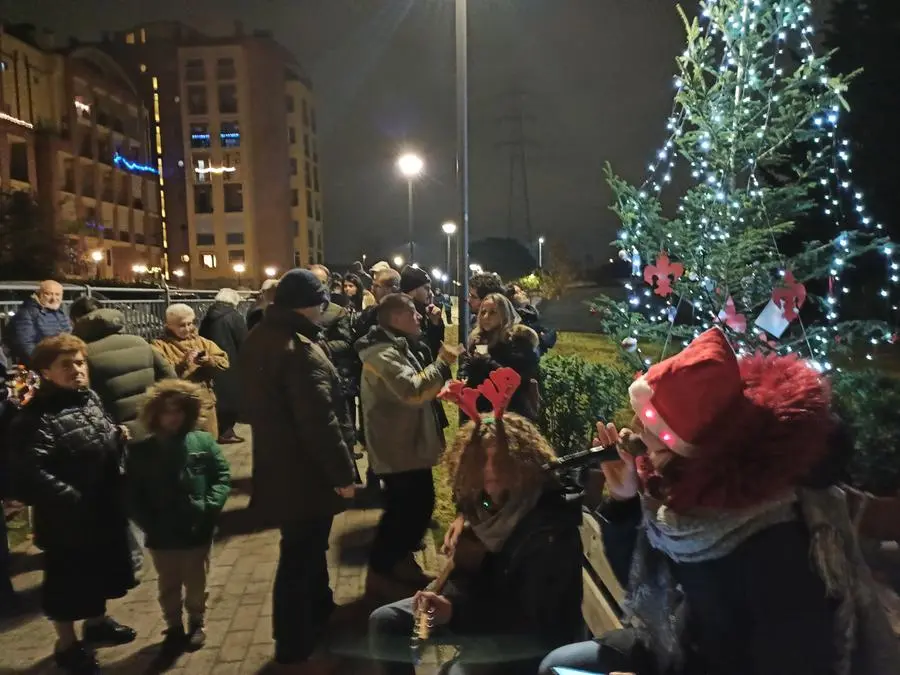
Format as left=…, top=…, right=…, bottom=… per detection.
left=426, top=557, right=456, bottom=594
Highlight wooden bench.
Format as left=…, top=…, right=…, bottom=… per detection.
left=580, top=510, right=624, bottom=636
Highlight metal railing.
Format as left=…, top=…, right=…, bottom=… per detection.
left=1, top=282, right=255, bottom=345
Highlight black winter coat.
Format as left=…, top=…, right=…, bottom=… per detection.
left=597, top=497, right=838, bottom=675
left=199, top=302, right=247, bottom=416
left=458, top=325, right=541, bottom=420
left=445, top=484, right=585, bottom=662
left=319, top=302, right=359, bottom=398
left=8, top=387, right=134, bottom=594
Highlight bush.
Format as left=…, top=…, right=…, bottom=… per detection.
left=831, top=370, right=900, bottom=496
left=538, top=353, right=634, bottom=456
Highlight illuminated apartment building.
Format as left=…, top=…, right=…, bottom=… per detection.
left=105, top=22, right=325, bottom=287
left=0, top=24, right=164, bottom=280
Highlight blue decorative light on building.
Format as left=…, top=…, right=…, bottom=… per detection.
left=113, top=152, right=158, bottom=175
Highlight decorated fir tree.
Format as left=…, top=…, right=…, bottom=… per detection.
left=594, top=0, right=897, bottom=372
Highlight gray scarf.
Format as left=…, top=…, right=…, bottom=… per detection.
left=470, top=490, right=542, bottom=553
left=623, top=487, right=900, bottom=675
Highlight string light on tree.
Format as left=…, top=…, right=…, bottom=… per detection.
left=591, top=0, right=894, bottom=372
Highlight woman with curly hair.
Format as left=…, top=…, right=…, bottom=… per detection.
left=369, top=376, right=584, bottom=675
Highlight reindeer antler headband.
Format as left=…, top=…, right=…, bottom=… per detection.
left=438, top=366, right=522, bottom=424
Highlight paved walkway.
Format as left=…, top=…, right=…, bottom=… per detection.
left=0, top=426, right=444, bottom=674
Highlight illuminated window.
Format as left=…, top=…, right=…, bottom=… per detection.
left=200, top=253, right=217, bottom=269
left=190, top=123, right=211, bottom=149
left=125, top=33, right=135, bottom=44
left=220, top=121, right=240, bottom=147
left=140, top=28, right=147, bottom=43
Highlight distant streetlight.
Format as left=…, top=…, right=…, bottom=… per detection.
left=431, top=268, right=442, bottom=283
left=233, top=262, right=246, bottom=287
left=538, top=236, right=545, bottom=269
left=397, top=152, right=424, bottom=263
left=172, top=269, right=186, bottom=279
left=442, top=221, right=457, bottom=290
left=90, top=249, right=104, bottom=280
left=264, top=266, right=277, bottom=278
left=392, top=255, right=405, bottom=268
left=469, top=263, right=482, bottom=274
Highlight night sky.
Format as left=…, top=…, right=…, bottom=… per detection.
left=1, top=0, right=698, bottom=269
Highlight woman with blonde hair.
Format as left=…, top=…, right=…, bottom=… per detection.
left=459, top=292, right=540, bottom=420
left=152, top=304, right=229, bottom=437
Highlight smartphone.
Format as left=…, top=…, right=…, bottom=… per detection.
left=551, top=668, right=606, bottom=675
left=475, top=344, right=489, bottom=355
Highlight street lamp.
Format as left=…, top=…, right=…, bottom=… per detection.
left=90, top=250, right=104, bottom=280
left=392, top=255, right=405, bottom=268
left=431, top=268, right=442, bottom=285
left=538, top=236, right=545, bottom=269
left=455, top=0, right=471, bottom=344
left=172, top=268, right=186, bottom=280
left=131, top=263, right=148, bottom=282
left=233, top=262, right=246, bottom=287
left=264, top=266, right=277, bottom=278
left=397, top=152, right=424, bottom=263
left=442, top=221, right=457, bottom=291
left=469, top=263, right=482, bottom=274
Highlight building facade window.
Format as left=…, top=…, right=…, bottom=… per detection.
left=185, top=59, right=205, bottom=82
left=313, top=167, right=320, bottom=192
left=306, top=190, right=314, bottom=218
left=224, top=183, right=243, bottom=212
left=197, top=233, right=215, bottom=246
left=303, top=134, right=310, bottom=158
left=292, top=220, right=299, bottom=236
left=190, top=123, right=211, bottom=148
left=301, top=99, right=309, bottom=126
left=227, top=249, right=244, bottom=262
left=194, top=184, right=213, bottom=213
left=310, top=107, right=317, bottom=133
left=216, top=57, right=236, bottom=80
left=315, top=201, right=321, bottom=221
left=193, top=153, right=211, bottom=183
left=201, top=253, right=217, bottom=269
left=119, top=231, right=131, bottom=243
left=186, top=85, right=208, bottom=115
left=222, top=152, right=241, bottom=181
left=226, top=232, right=245, bottom=245
left=304, top=163, right=311, bottom=188
left=220, top=121, right=240, bottom=147
left=288, top=126, right=296, bottom=144
left=291, top=189, right=299, bottom=207
left=290, top=158, right=298, bottom=176
left=9, top=142, right=28, bottom=182
left=285, top=94, right=294, bottom=113
left=218, top=84, right=238, bottom=114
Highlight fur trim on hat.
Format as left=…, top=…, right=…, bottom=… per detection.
left=663, top=352, right=833, bottom=512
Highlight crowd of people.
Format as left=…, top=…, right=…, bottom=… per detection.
left=1, top=264, right=898, bottom=675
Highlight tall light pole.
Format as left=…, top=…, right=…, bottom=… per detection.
left=442, top=221, right=457, bottom=291
left=397, top=153, right=424, bottom=263
left=538, top=236, right=545, bottom=269
left=233, top=262, right=246, bottom=287
left=456, top=0, right=471, bottom=344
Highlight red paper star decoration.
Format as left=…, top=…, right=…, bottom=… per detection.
left=772, top=271, right=807, bottom=321
left=643, top=253, right=684, bottom=297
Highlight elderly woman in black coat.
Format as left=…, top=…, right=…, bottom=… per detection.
left=199, top=288, right=248, bottom=443
left=10, top=334, right=136, bottom=675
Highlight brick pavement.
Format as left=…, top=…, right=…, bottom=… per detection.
left=0, top=426, right=445, bottom=674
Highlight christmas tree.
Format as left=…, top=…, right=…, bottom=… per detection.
left=593, top=0, right=897, bottom=373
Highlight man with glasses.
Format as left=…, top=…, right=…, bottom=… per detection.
left=354, top=267, right=402, bottom=343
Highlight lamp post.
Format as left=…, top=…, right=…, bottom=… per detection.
left=538, top=236, right=545, bottom=269
left=264, top=266, right=277, bottom=279
left=172, top=268, right=186, bottom=281
left=442, top=221, right=457, bottom=291
left=233, top=262, right=246, bottom=287
left=455, top=0, right=471, bottom=345
left=397, top=152, right=424, bottom=263
left=392, top=255, right=405, bottom=269
left=90, top=250, right=104, bottom=280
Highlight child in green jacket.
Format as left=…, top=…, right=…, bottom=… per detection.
left=128, top=379, right=231, bottom=654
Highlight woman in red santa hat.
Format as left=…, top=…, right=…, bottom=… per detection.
left=538, top=327, right=899, bottom=675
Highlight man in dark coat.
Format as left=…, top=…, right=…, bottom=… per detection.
left=9, top=334, right=136, bottom=674
left=246, top=279, right=278, bottom=332
left=239, top=268, right=357, bottom=670
left=199, top=289, right=248, bottom=443
left=9, top=280, right=71, bottom=364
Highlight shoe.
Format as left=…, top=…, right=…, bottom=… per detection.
left=54, top=642, right=99, bottom=675
left=83, top=616, right=137, bottom=647
left=186, top=622, right=206, bottom=651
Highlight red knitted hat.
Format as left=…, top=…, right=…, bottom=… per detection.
left=628, top=327, right=743, bottom=456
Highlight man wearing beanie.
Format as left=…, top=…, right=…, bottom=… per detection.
left=239, top=268, right=357, bottom=671
left=540, top=327, right=900, bottom=675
